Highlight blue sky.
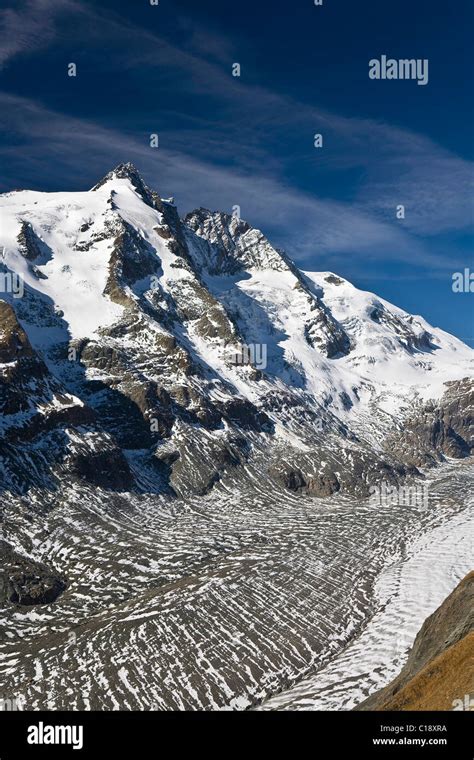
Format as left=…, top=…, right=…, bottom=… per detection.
left=0, top=0, right=473, bottom=342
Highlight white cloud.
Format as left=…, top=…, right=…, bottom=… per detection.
left=0, top=91, right=461, bottom=275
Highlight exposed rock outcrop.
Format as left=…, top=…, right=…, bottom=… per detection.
left=0, top=541, right=67, bottom=607
left=388, top=378, right=473, bottom=467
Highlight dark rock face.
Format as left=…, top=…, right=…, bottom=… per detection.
left=303, top=471, right=340, bottom=496
left=356, top=572, right=474, bottom=711
left=0, top=305, right=52, bottom=402
left=270, top=449, right=421, bottom=500
left=388, top=378, right=473, bottom=466
left=104, top=219, right=160, bottom=308
left=0, top=300, right=33, bottom=363
left=219, top=397, right=272, bottom=433
left=0, top=301, right=69, bottom=422
left=0, top=542, right=66, bottom=607
left=302, top=301, right=351, bottom=359
left=279, top=468, right=307, bottom=492
left=369, top=304, right=434, bottom=353
left=70, top=448, right=133, bottom=490
left=184, top=209, right=254, bottom=275
left=17, top=221, right=51, bottom=264
left=7, top=573, right=66, bottom=606
left=306, top=473, right=341, bottom=497
left=270, top=465, right=341, bottom=497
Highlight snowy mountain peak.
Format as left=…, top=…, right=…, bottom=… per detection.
left=0, top=165, right=472, bottom=506
left=184, top=207, right=293, bottom=274
left=91, top=162, right=160, bottom=209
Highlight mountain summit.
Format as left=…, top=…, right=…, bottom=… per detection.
left=0, top=163, right=472, bottom=496
left=91, top=162, right=161, bottom=208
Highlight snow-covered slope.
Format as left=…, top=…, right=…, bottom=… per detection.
left=306, top=271, right=471, bottom=403
left=1, top=167, right=470, bottom=410
left=0, top=163, right=472, bottom=489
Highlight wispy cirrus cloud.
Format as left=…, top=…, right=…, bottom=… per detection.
left=0, top=0, right=74, bottom=69
left=0, top=90, right=461, bottom=277
left=32, top=0, right=472, bottom=240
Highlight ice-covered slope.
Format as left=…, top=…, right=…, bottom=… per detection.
left=0, top=187, right=124, bottom=340
left=306, top=271, right=471, bottom=402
